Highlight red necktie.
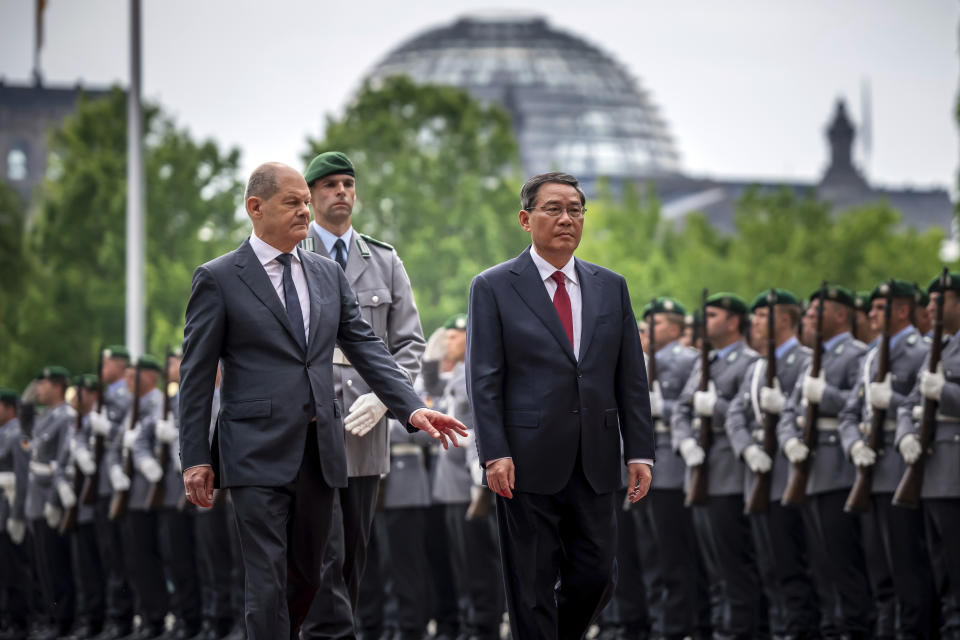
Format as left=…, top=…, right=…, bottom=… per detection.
left=551, top=271, right=574, bottom=350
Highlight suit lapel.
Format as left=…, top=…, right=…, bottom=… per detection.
left=576, top=259, right=603, bottom=360
left=509, top=250, right=577, bottom=364
left=299, top=250, right=331, bottom=359
left=234, top=240, right=300, bottom=346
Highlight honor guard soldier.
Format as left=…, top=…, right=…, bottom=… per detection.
left=634, top=297, right=710, bottom=640
left=838, top=279, right=937, bottom=637
left=777, top=286, right=873, bottom=638
left=299, top=151, right=426, bottom=640
left=25, top=366, right=77, bottom=638
left=672, top=293, right=764, bottom=638
left=896, top=272, right=960, bottom=638
left=0, top=387, right=30, bottom=639
left=726, top=289, right=819, bottom=638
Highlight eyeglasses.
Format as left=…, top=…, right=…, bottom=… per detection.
left=528, top=205, right=586, bottom=219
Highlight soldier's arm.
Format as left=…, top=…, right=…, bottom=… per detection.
left=777, top=368, right=805, bottom=447
left=725, top=363, right=757, bottom=458
left=895, top=367, right=925, bottom=445
left=386, top=251, right=426, bottom=383
left=838, top=366, right=867, bottom=456
left=670, top=361, right=699, bottom=451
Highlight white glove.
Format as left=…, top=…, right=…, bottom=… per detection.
left=109, top=465, right=130, bottom=492
left=759, top=380, right=786, bottom=415
left=155, top=418, right=178, bottom=444
left=850, top=440, right=877, bottom=467
left=869, top=373, right=893, bottom=410
left=122, top=426, right=139, bottom=450
left=693, top=382, right=718, bottom=417
left=920, top=364, right=946, bottom=402
left=137, top=457, right=163, bottom=483
left=783, top=437, right=809, bottom=463
left=470, top=462, right=484, bottom=487
left=679, top=437, right=705, bottom=467
left=55, top=480, right=77, bottom=509
left=6, top=518, right=25, bottom=545
left=344, top=393, right=388, bottom=437
left=802, top=371, right=826, bottom=404
left=43, top=502, right=62, bottom=529
left=0, top=471, right=15, bottom=499
left=89, top=410, right=112, bottom=437
left=423, top=327, right=447, bottom=362
left=74, top=446, right=96, bottom=476
left=743, top=444, right=772, bottom=473
left=899, top=433, right=922, bottom=464
left=649, top=382, right=664, bottom=418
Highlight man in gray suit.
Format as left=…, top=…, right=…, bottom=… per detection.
left=179, top=162, right=465, bottom=640
left=298, top=151, right=427, bottom=640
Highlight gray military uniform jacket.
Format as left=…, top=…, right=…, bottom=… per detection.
left=672, top=339, right=760, bottom=497
left=381, top=418, right=435, bottom=509
left=778, top=332, right=867, bottom=495
left=306, top=226, right=426, bottom=477
left=25, top=402, right=76, bottom=520
left=650, top=341, right=699, bottom=491
left=727, top=339, right=811, bottom=502
left=422, top=361, right=475, bottom=504
left=896, top=333, right=960, bottom=499
left=92, top=380, right=133, bottom=498
left=839, top=326, right=928, bottom=494
left=0, top=417, right=28, bottom=526
left=54, top=412, right=96, bottom=524
left=120, top=388, right=162, bottom=512
left=132, top=388, right=184, bottom=511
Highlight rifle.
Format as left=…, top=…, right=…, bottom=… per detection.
left=745, top=289, right=778, bottom=514
left=79, top=347, right=106, bottom=505
left=684, top=289, right=712, bottom=507
left=782, top=282, right=827, bottom=506
left=59, top=383, right=86, bottom=534
left=109, top=362, right=141, bottom=520
left=466, top=488, right=493, bottom=520
left=893, top=268, right=948, bottom=507
left=145, top=347, right=173, bottom=510
left=845, top=280, right=894, bottom=513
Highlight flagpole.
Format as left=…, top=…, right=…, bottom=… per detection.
left=126, top=0, right=146, bottom=357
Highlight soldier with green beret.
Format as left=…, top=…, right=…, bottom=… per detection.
left=301, top=151, right=428, bottom=640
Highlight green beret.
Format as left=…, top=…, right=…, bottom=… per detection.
left=72, top=374, right=99, bottom=391
left=443, top=313, right=468, bottom=331
left=807, top=285, right=856, bottom=309
left=926, top=272, right=960, bottom=295
left=854, top=290, right=871, bottom=311
left=750, top=288, right=801, bottom=312
left=641, top=297, right=687, bottom=319
left=0, top=387, right=18, bottom=405
left=103, top=345, right=130, bottom=361
left=869, top=279, right=918, bottom=303
left=37, top=366, right=70, bottom=382
left=705, top=292, right=748, bottom=316
left=136, top=354, right=163, bottom=372
left=304, top=151, right=355, bottom=185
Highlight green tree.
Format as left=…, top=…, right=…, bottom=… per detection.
left=0, top=89, right=245, bottom=388
left=305, top=75, right=526, bottom=331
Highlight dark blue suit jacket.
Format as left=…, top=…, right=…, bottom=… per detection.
left=466, top=247, right=654, bottom=495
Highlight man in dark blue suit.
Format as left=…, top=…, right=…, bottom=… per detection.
left=467, top=172, right=655, bottom=640
left=178, top=162, right=466, bottom=640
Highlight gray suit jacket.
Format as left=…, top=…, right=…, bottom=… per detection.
left=0, top=418, right=27, bottom=525
left=25, top=402, right=75, bottom=520
left=178, top=238, right=424, bottom=489
left=306, top=226, right=425, bottom=477
left=726, top=341, right=811, bottom=502
left=650, top=341, right=699, bottom=491
left=778, top=333, right=867, bottom=495
left=839, top=327, right=928, bottom=494
left=896, top=334, right=960, bottom=498
left=426, top=362, right=474, bottom=504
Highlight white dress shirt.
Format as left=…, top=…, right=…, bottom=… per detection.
left=250, top=233, right=311, bottom=342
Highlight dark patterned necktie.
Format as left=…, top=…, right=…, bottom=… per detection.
left=551, top=271, right=574, bottom=350
left=333, top=238, right=347, bottom=272
left=274, top=253, right=307, bottom=350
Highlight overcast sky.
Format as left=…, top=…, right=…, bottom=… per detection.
left=1, top=0, right=957, bottom=194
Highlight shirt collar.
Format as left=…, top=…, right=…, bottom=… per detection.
left=250, top=233, right=300, bottom=267
left=312, top=222, right=353, bottom=258
left=889, top=325, right=915, bottom=350
left=775, top=336, right=799, bottom=360
left=823, top=331, right=851, bottom=352
left=529, top=245, right=578, bottom=287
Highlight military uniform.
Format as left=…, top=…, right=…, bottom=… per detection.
left=0, top=397, right=31, bottom=638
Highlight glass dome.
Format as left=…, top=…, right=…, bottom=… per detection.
left=365, top=14, right=681, bottom=180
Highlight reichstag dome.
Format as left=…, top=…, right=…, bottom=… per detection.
left=364, top=14, right=681, bottom=183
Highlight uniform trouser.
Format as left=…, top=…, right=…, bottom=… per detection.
left=867, top=494, right=937, bottom=639
left=444, top=501, right=504, bottom=637
left=159, top=506, right=202, bottom=626
left=599, top=489, right=650, bottom=634
left=861, top=506, right=896, bottom=638
left=749, top=501, right=819, bottom=637
left=93, top=496, right=133, bottom=624
left=356, top=520, right=386, bottom=638
left=194, top=498, right=236, bottom=624
left=0, top=531, right=31, bottom=630
left=70, top=521, right=105, bottom=625
left=637, top=488, right=710, bottom=639
left=29, top=517, right=74, bottom=629
left=301, top=474, right=380, bottom=640
left=691, top=495, right=765, bottom=639
left=802, top=490, right=873, bottom=638
left=379, top=508, right=431, bottom=637
left=425, top=503, right=461, bottom=636
left=122, top=510, right=170, bottom=626
left=924, top=498, right=960, bottom=637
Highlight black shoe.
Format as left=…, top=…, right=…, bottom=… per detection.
left=91, top=622, right=133, bottom=640
left=119, top=625, right=166, bottom=640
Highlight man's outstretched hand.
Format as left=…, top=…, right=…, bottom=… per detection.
left=409, top=409, right=469, bottom=449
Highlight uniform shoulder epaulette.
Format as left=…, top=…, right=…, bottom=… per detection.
left=358, top=233, right=394, bottom=252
